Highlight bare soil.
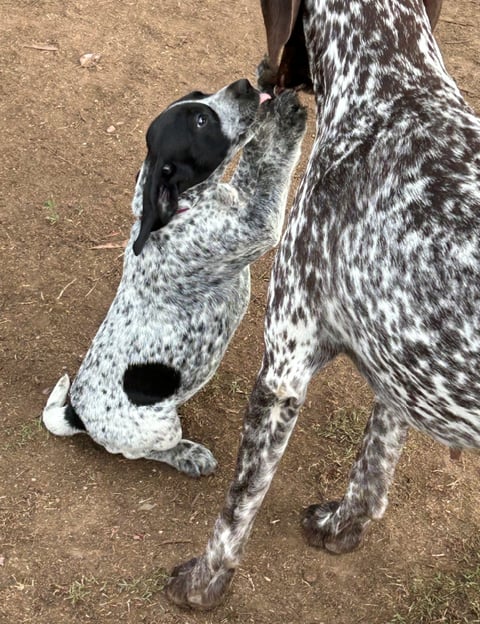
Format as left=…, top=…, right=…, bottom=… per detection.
left=1, top=1, right=479, bottom=622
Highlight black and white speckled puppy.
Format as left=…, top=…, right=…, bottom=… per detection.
left=43, top=80, right=306, bottom=477
left=166, top=0, right=480, bottom=609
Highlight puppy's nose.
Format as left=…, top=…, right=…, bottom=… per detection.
left=229, top=79, right=254, bottom=97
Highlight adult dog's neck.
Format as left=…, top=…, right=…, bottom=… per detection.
left=302, top=0, right=458, bottom=124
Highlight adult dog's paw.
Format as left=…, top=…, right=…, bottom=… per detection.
left=256, top=55, right=277, bottom=94
left=302, top=501, right=369, bottom=554
left=165, top=556, right=235, bottom=610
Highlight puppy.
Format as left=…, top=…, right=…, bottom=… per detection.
left=43, top=80, right=306, bottom=477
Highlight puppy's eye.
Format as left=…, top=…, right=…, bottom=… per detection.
left=196, top=113, right=208, bottom=128
left=162, top=163, right=173, bottom=177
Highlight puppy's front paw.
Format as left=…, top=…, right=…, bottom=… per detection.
left=165, top=556, right=234, bottom=610
left=245, top=90, right=306, bottom=159
left=273, top=90, right=307, bottom=141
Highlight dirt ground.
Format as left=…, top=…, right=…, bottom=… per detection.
left=1, top=1, right=480, bottom=622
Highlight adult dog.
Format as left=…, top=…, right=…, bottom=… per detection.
left=166, top=0, right=480, bottom=608
left=43, top=80, right=306, bottom=477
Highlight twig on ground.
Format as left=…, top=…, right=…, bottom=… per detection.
left=56, top=278, right=77, bottom=300
left=23, top=43, right=59, bottom=51
left=440, top=18, right=473, bottom=27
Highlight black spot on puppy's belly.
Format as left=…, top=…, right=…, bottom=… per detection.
left=123, top=363, right=182, bottom=405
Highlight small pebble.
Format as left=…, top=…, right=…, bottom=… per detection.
left=79, top=52, right=101, bottom=68
left=302, top=569, right=318, bottom=584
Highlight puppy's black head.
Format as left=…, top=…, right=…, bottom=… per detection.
left=133, top=80, right=264, bottom=256
left=133, top=98, right=230, bottom=255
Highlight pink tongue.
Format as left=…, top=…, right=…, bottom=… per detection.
left=259, top=92, right=272, bottom=104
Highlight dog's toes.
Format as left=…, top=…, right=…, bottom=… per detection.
left=178, top=441, right=218, bottom=478
left=301, top=501, right=369, bottom=554
left=268, top=91, right=307, bottom=150
left=274, top=91, right=307, bottom=127
left=165, top=556, right=234, bottom=610
left=256, top=55, right=276, bottom=94
left=301, top=501, right=340, bottom=549
left=148, top=440, right=218, bottom=477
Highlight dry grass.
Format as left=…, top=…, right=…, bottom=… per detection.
left=390, top=534, right=480, bottom=624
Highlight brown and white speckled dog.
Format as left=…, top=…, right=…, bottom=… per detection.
left=166, top=0, right=480, bottom=609
left=42, top=80, right=306, bottom=477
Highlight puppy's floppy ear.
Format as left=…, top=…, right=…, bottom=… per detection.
left=423, top=0, right=443, bottom=29
left=133, top=161, right=179, bottom=256
left=260, top=0, right=302, bottom=74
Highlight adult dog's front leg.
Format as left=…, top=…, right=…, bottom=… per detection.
left=166, top=274, right=333, bottom=608
left=165, top=374, right=301, bottom=609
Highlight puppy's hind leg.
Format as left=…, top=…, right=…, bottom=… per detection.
left=123, top=365, right=217, bottom=477
left=42, top=374, right=86, bottom=436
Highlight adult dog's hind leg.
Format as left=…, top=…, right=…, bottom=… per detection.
left=302, top=401, right=409, bottom=554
